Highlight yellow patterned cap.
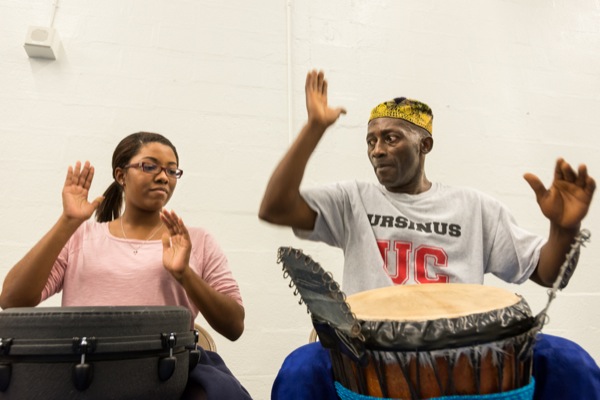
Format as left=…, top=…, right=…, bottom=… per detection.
left=369, top=97, right=433, bottom=135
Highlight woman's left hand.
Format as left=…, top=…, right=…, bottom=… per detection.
left=160, top=209, right=192, bottom=281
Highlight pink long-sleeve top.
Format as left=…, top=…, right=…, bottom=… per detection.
left=41, top=221, right=243, bottom=320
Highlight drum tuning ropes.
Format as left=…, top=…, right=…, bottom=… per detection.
left=535, top=229, right=592, bottom=331
left=557, top=228, right=590, bottom=290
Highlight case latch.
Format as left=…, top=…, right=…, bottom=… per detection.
left=72, top=336, right=96, bottom=391
left=0, top=338, right=13, bottom=392
left=159, top=332, right=177, bottom=381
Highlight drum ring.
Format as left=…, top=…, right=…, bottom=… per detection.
left=322, top=272, right=334, bottom=283
left=350, top=322, right=365, bottom=341
left=277, top=246, right=293, bottom=262
left=339, top=302, right=351, bottom=314
left=542, top=314, right=551, bottom=325
left=335, top=291, right=347, bottom=302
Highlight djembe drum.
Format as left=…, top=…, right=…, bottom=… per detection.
left=328, top=284, right=536, bottom=399
left=277, top=233, right=590, bottom=400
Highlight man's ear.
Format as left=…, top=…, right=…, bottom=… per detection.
left=421, top=136, right=434, bottom=154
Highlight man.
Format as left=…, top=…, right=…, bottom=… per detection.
left=260, top=70, right=599, bottom=399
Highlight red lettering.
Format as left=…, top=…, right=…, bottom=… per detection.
left=379, top=240, right=449, bottom=284
left=414, top=245, right=449, bottom=283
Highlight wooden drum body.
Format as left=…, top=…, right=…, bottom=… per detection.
left=0, top=306, right=199, bottom=400
left=327, top=284, right=536, bottom=399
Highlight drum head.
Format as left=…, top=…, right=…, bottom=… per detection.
left=347, top=283, right=520, bottom=321
left=345, top=283, right=534, bottom=350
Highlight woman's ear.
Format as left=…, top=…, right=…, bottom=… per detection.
left=114, top=168, right=125, bottom=186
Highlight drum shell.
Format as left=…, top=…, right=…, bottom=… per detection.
left=330, top=330, right=536, bottom=398
left=0, top=306, right=196, bottom=400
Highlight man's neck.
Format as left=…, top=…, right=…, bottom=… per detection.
left=385, top=177, right=432, bottom=195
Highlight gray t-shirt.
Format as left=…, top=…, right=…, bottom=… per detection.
left=294, top=181, right=544, bottom=295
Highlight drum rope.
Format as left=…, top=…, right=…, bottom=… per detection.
left=535, top=229, right=591, bottom=331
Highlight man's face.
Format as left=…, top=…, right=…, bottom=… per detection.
left=366, top=118, right=428, bottom=193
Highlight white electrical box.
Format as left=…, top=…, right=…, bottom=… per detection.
left=24, top=26, right=61, bottom=60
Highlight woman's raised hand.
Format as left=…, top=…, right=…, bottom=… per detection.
left=62, top=161, right=104, bottom=222
left=160, top=209, right=192, bottom=281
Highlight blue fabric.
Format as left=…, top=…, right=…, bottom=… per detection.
left=531, top=334, right=600, bottom=399
left=271, top=334, right=600, bottom=400
left=182, top=347, right=253, bottom=400
left=335, top=379, right=534, bottom=400
left=271, top=342, right=338, bottom=399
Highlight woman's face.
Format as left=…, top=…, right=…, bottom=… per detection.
left=116, top=142, right=180, bottom=213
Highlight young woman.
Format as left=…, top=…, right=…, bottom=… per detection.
left=0, top=132, right=250, bottom=399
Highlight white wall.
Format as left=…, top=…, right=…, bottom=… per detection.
left=1, top=1, right=599, bottom=398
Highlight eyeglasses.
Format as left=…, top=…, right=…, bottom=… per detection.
left=124, top=162, right=184, bottom=179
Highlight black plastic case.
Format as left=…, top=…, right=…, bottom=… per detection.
left=0, top=306, right=199, bottom=400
